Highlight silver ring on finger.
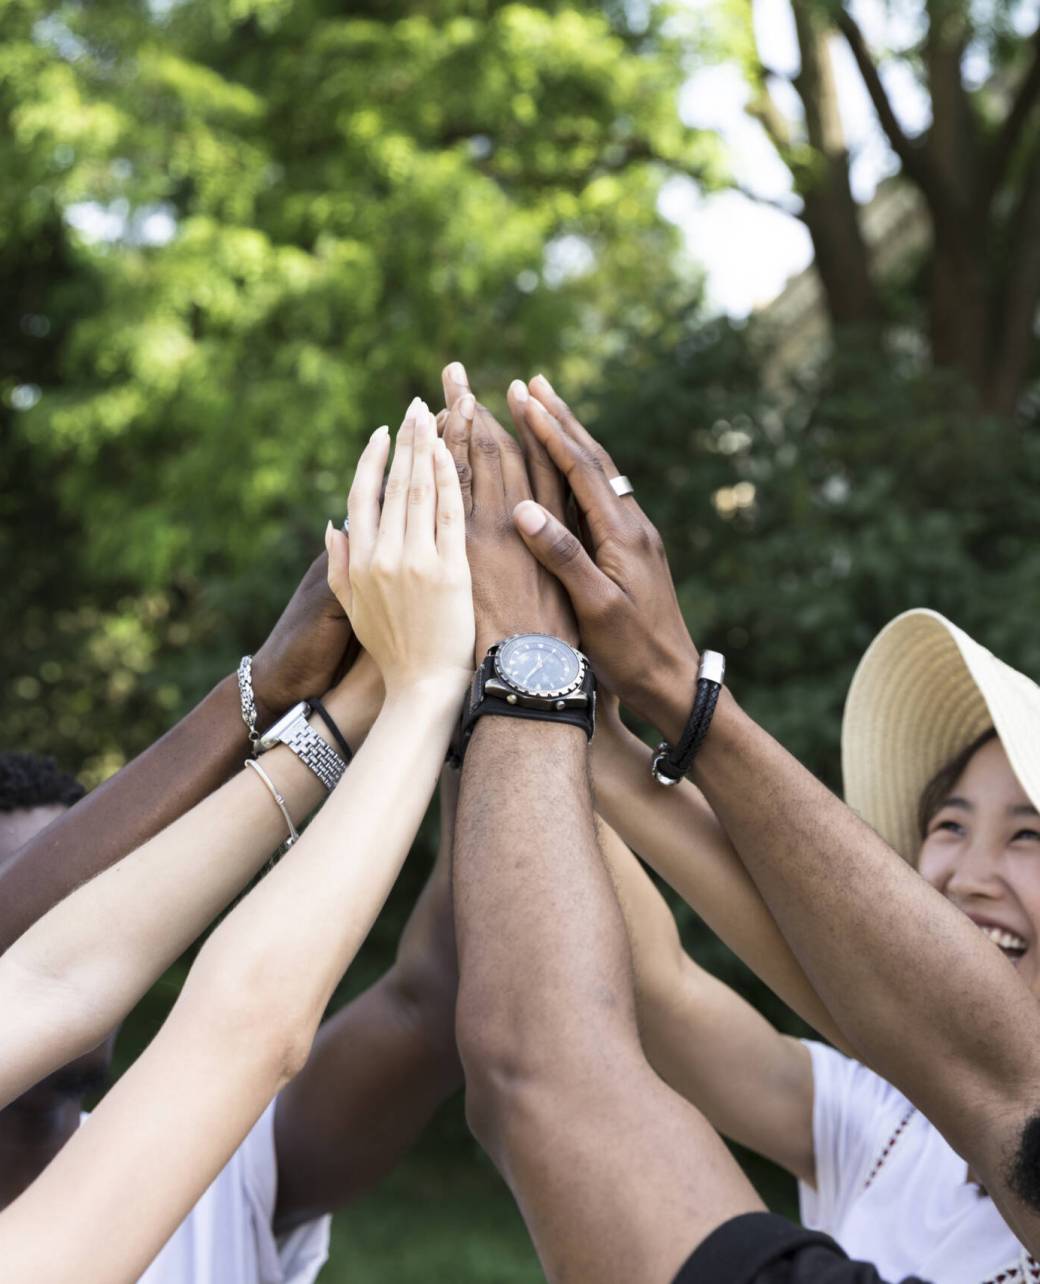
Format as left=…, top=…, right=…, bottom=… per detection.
left=342, top=515, right=350, bottom=534
left=609, top=475, right=635, bottom=498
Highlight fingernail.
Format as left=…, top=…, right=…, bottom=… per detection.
left=371, top=424, right=389, bottom=440
left=447, top=361, right=468, bottom=386
left=459, top=394, right=475, bottom=421
left=406, top=396, right=422, bottom=420
left=324, top=519, right=333, bottom=550
left=532, top=373, right=555, bottom=395
left=509, top=379, right=528, bottom=403
left=514, top=501, right=547, bottom=536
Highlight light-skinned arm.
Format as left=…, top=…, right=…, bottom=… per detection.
left=597, top=819, right=815, bottom=1184
left=0, top=651, right=383, bottom=1111
left=272, top=768, right=462, bottom=1227
left=0, top=554, right=357, bottom=954
left=592, top=697, right=846, bottom=1047
left=0, top=402, right=475, bottom=1284
left=511, top=374, right=1040, bottom=1253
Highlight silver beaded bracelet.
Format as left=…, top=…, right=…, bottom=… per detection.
left=237, top=655, right=261, bottom=752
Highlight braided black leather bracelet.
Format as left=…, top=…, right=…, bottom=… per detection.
left=306, top=696, right=354, bottom=765
left=650, top=651, right=726, bottom=785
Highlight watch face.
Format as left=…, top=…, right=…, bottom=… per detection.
left=495, top=634, right=583, bottom=698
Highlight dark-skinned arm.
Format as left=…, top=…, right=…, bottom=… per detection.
left=0, top=553, right=354, bottom=953
left=273, top=769, right=462, bottom=1229
left=512, top=374, right=1040, bottom=1254
left=445, top=366, right=760, bottom=1283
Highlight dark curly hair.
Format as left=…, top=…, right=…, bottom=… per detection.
left=0, top=752, right=84, bottom=813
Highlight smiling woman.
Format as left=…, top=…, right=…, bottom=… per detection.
left=918, top=733, right=1040, bottom=972
left=588, top=602, right=1040, bottom=1284
left=788, top=608, right=1040, bottom=1280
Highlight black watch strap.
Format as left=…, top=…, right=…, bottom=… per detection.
left=306, top=696, right=354, bottom=765
left=449, top=650, right=596, bottom=767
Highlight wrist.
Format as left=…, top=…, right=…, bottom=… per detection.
left=382, top=668, right=472, bottom=715
left=688, top=686, right=747, bottom=784
left=627, top=650, right=700, bottom=744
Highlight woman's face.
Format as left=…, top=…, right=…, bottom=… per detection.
left=918, top=738, right=1040, bottom=998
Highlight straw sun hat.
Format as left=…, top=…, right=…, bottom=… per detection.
left=841, top=609, right=1040, bottom=865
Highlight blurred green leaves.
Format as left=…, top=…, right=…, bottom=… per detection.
left=2, top=0, right=697, bottom=778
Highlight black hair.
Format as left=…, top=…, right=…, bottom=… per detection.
left=1008, top=1111, right=1040, bottom=1213
left=0, top=752, right=84, bottom=813
left=917, top=728, right=999, bottom=840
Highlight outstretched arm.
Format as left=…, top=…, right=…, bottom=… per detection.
left=445, top=370, right=761, bottom=1284
left=0, top=402, right=475, bottom=1284
left=0, top=652, right=383, bottom=1111
left=597, top=820, right=815, bottom=1184
left=592, top=698, right=845, bottom=1047
left=512, top=375, right=1040, bottom=1252
left=273, top=769, right=462, bottom=1227
left=0, top=553, right=356, bottom=953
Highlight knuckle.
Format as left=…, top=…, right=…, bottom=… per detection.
left=383, top=477, right=406, bottom=502
left=408, top=483, right=431, bottom=506
left=548, top=529, right=583, bottom=567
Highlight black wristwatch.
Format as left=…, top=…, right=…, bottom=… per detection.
left=450, top=633, right=597, bottom=765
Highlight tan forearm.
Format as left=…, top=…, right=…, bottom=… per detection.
left=691, top=688, right=1040, bottom=1156
left=592, top=723, right=846, bottom=1048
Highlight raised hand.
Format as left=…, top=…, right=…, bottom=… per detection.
left=510, top=374, right=698, bottom=732
left=326, top=398, right=474, bottom=697
left=438, top=361, right=576, bottom=660
left=249, top=551, right=357, bottom=724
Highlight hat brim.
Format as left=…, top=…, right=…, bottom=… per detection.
left=841, top=610, right=1040, bottom=864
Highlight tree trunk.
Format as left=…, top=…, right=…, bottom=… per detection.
left=790, top=1, right=882, bottom=333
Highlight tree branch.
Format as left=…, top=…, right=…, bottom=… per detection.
left=730, top=182, right=806, bottom=220
left=747, top=84, right=795, bottom=158
left=836, top=6, right=941, bottom=205
left=982, top=22, right=1040, bottom=209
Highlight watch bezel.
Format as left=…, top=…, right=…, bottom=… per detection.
left=492, top=634, right=586, bottom=700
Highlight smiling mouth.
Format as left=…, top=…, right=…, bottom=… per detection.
left=977, top=924, right=1028, bottom=963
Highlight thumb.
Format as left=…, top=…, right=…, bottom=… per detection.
left=512, top=501, right=605, bottom=613
left=325, top=520, right=352, bottom=616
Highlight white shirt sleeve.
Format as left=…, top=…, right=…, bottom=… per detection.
left=239, top=1102, right=332, bottom=1284
left=798, top=1040, right=908, bottom=1236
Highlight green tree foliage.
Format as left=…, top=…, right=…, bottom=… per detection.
left=4, top=2, right=1038, bottom=1274
left=2, top=0, right=710, bottom=780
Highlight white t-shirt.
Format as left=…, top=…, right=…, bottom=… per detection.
left=798, top=1040, right=1037, bottom=1284
left=82, top=1103, right=330, bottom=1284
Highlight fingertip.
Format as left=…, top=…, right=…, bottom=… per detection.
left=513, top=500, right=548, bottom=537
left=458, top=393, right=475, bottom=422
left=508, top=379, right=528, bottom=404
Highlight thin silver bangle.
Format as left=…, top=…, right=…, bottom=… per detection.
left=244, top=758, right=300, bottom=847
